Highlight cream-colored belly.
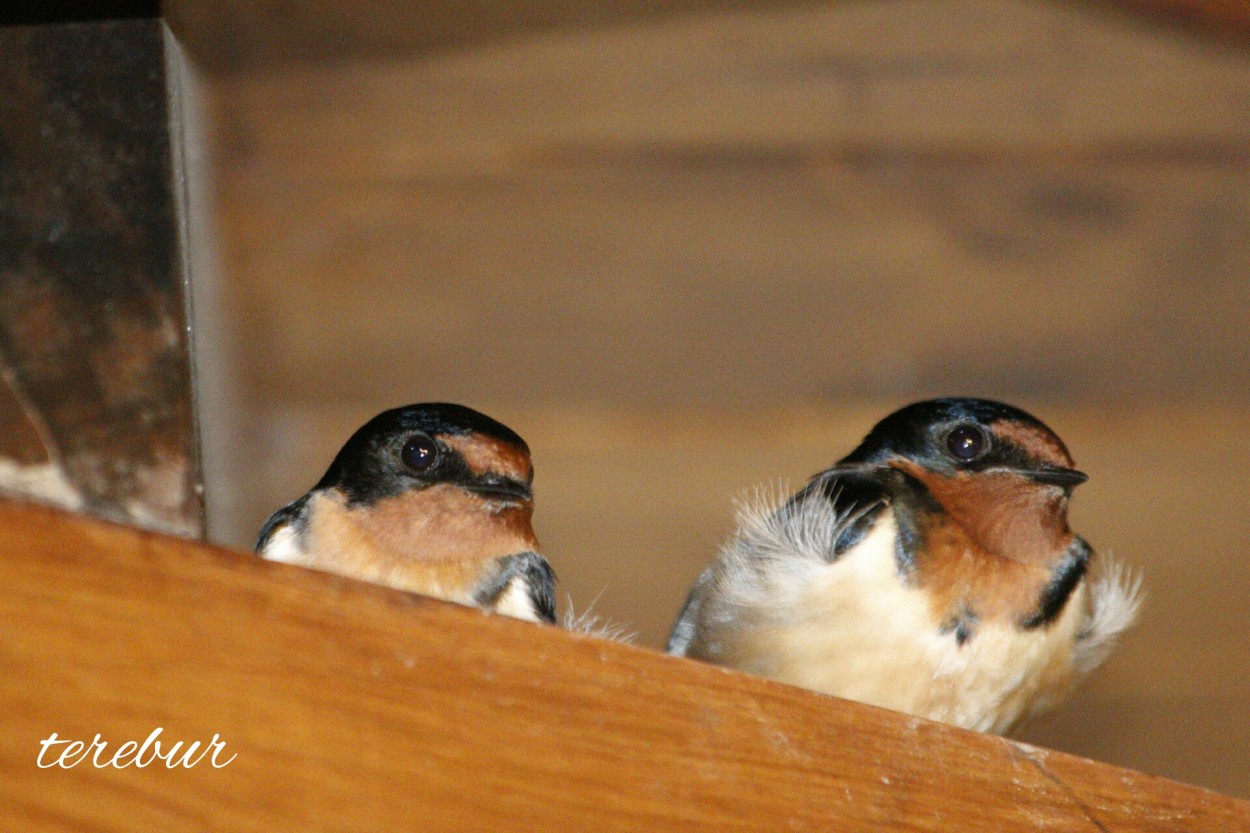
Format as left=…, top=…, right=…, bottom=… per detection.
left=734, top=520, right=1085, bottom=734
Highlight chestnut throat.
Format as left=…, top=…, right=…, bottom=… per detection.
left=888, top=463, right=1088, bottom=635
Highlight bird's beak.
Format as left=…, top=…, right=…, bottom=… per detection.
left=1017, top=464, right=1088, bottom=488
left=465, top=475, right=533, bottom=503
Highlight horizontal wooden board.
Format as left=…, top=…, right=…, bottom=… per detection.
left=1100, top=0, right=1250, bottom=40
left=215, top=162, right=1250, bottom=407
left=2, top=497, right=1247, bottom=830
left=168, top=0, right=1250, bottom=76
left=206, top=0, right=1250, bottom=410
left=211, top=1, right=1250, bottom=179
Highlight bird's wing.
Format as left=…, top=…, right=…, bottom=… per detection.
left=665, top=567, right=714, bottom=655
left=473, top=550, right=558, bottom=624
left=254, top=494, right=310, bottom=555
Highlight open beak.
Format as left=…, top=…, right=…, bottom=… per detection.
left=465, top=475, right=533, bottom=504
left=1018, top=464, right=1088, bottom=488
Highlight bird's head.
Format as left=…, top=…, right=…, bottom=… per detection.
left=840, top=398, right=1085, bottom=563
left=318, top=402, right=535, bottom=512
left=306, top=402, right=539, bottom=568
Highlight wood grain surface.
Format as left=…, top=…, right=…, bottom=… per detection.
left=210, top=0, right=1250, bottom=411
left=1, top=497, right=1247, bottom=831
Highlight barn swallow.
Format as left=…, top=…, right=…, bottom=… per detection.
left=667, top=398, right=1141, bottom=734
left=255, top=403, right=556, bottom=624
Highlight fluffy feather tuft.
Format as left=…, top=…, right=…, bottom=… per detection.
left=561, top=594, right=637, bottom=643
left=665, top=479, right=857, bottom=657
left=1074, top=555, right=1144, bottom=674
left=713, top=478, right=869, bottom=610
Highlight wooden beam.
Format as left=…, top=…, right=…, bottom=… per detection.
left=167, top=0, right=1250, bottom=78
left=0, top=18, right=206, bottom=537
left=165, top=0, right=812, bottom=75
left=1, top=497, right=1245, bottom=831
left=1094, top=0, right=1250, bottom=42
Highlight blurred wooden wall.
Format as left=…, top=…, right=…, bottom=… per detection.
left=171, top=0, right=1250, bottom=799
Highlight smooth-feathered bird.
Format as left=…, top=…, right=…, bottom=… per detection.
left=256, top=403, right=555, bottom=624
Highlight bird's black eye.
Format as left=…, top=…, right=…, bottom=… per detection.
left=946, top=424, right=987, bottom=461
left=400, top=434, right=439, bottom=473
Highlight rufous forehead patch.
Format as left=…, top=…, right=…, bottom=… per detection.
left=991, top=419, right=1075, bottom=468
left=441, top=434, right=533, bottom=483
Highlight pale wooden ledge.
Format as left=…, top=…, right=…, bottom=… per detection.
left=1, top=497, right=1246, bottom=831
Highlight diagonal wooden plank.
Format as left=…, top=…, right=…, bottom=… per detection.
left=0, top=497, right=1245, bottom=831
